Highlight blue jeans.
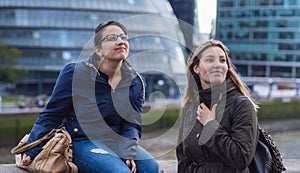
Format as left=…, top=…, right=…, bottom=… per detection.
left=72, top=139, right=159, bottom=173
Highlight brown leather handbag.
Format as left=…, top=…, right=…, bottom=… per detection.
left=11, top=127, right=78, bottom=173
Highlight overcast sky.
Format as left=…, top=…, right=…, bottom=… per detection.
left=197, top=0, right=217, bottom=33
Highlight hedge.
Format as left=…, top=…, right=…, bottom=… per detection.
left=1, top=100, right=299, bottom=147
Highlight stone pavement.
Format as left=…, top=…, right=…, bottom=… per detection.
left=1, top=159, right=300, bottom=173
left=158, top=159, right=300, bottom=173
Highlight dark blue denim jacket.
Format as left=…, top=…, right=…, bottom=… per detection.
left=25, top=56, right=145, bottom=160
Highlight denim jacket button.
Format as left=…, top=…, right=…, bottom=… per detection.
left=74, top=128, right=78, bottom=132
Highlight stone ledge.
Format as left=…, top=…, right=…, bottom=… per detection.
left=1, top=159, right=300, bottom=173
left=0, top=164, right=29, bottom=173
left=158, top=160, right=177, bottom=173
left=158, top=159, right=300, bottom=173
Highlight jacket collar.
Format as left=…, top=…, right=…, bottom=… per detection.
left=195, top=79, right=235, bottom=109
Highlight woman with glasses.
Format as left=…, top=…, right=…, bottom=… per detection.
left=176, top=39, right=259, bottom=172
left=21, top=21, right=159, bottom=173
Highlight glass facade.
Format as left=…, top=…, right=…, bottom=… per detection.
left=216, top=0, right=300, bottom=79
left=168, top=0, right=197, bottom=50
left=0, top=0, right=187, bottom=100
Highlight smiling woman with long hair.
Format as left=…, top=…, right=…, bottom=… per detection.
left=177, top=39, right=259, bottom=173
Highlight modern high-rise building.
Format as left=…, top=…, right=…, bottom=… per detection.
left=168, top=0, right=199, bottom=50
left=0, top=0, right=187, bottom=101
left=216, top=0, right=300, bottom=82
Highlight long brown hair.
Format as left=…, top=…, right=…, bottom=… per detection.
left=183, top=39, right=258, bottom=110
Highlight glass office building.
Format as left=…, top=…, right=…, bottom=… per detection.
left=216, top=0, right=300, bottom=81
left=0, top=0, right=187, bottom=101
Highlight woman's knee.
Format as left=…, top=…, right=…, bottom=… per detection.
left=74, top=157, right=131, bottom=173
left=103, top=165, right=131, bottom=173
left=136, top=158, right=160, bottom=173
left=148, top=159, right=160, bottom=172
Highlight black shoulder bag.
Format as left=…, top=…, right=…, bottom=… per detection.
left=229, top=96, right=286, bottom=173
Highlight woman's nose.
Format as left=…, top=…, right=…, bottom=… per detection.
left=115, top=36, right=126, bottom=44
left=213, top=60, right=221, bottom=68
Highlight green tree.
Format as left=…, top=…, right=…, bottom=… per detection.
left=0, top=41, right=24, bottom=82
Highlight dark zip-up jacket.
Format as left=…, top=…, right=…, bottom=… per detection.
left=25, top=56, right=145, bottom=160
left=177, top=80, right=259, bottom=173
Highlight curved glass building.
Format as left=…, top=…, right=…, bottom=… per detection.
left=0, top=0, right=187, bottom=101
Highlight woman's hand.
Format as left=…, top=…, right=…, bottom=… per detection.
left=197, top=103, right=217, bottom=125
left=22, top=153, right=32, bottom=166
left=125, top=160, right=136, bottom=173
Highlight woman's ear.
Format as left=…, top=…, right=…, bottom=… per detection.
left=94, top=46, right=100, bottom=53
left=94, top=46, right=103, bottom=57
left=193, top=64, right=199, bottom=74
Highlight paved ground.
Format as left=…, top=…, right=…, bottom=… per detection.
left=0, top=161, right=177, bottom=173
left=1, top=160, right=300, bottom=173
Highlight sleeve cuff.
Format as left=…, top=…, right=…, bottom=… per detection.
left=118, top=138, right=138, bottom=160
left=198, top=120, right=219, bottom=145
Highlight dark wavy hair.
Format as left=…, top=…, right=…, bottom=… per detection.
left=92, top=20, right=132, bottom=67
left=94, top=20, right=128, bottom=47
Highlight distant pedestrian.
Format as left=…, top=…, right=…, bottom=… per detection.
left=0, top=95, right=2, bottom=112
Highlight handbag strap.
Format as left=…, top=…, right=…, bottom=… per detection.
left=11, top=128, right=66, bottom=154
left=67, top=162, right=79, bottom=173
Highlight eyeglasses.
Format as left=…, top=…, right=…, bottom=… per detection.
left=101, top=34, right=129, bottom=42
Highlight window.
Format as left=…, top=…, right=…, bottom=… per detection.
left=260, top=0, right=270, bottom=5
left=235, top=65, right=248, bottom=76
left=220, top=1, right=233, bottom=7
left=270, top=66, right=292, bottom=77
left=273, top=0, right=284, bottom=5
left=279, top=32, right=294, bottom=39
left=253, top=32, right=268, bottom=39
left=296, top=68, right=300, bottom=78
left=257, top=21, right=268, bottom=27
left=276, top=20, right=287, bottom=27
left=279, top=43, right=295, bottom=50
left=253, top=66, right=266, bottom=77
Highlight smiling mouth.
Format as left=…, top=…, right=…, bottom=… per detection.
left=211, top=71, right=222, bottom=74
left=115, top=47, right=126, bottom=51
